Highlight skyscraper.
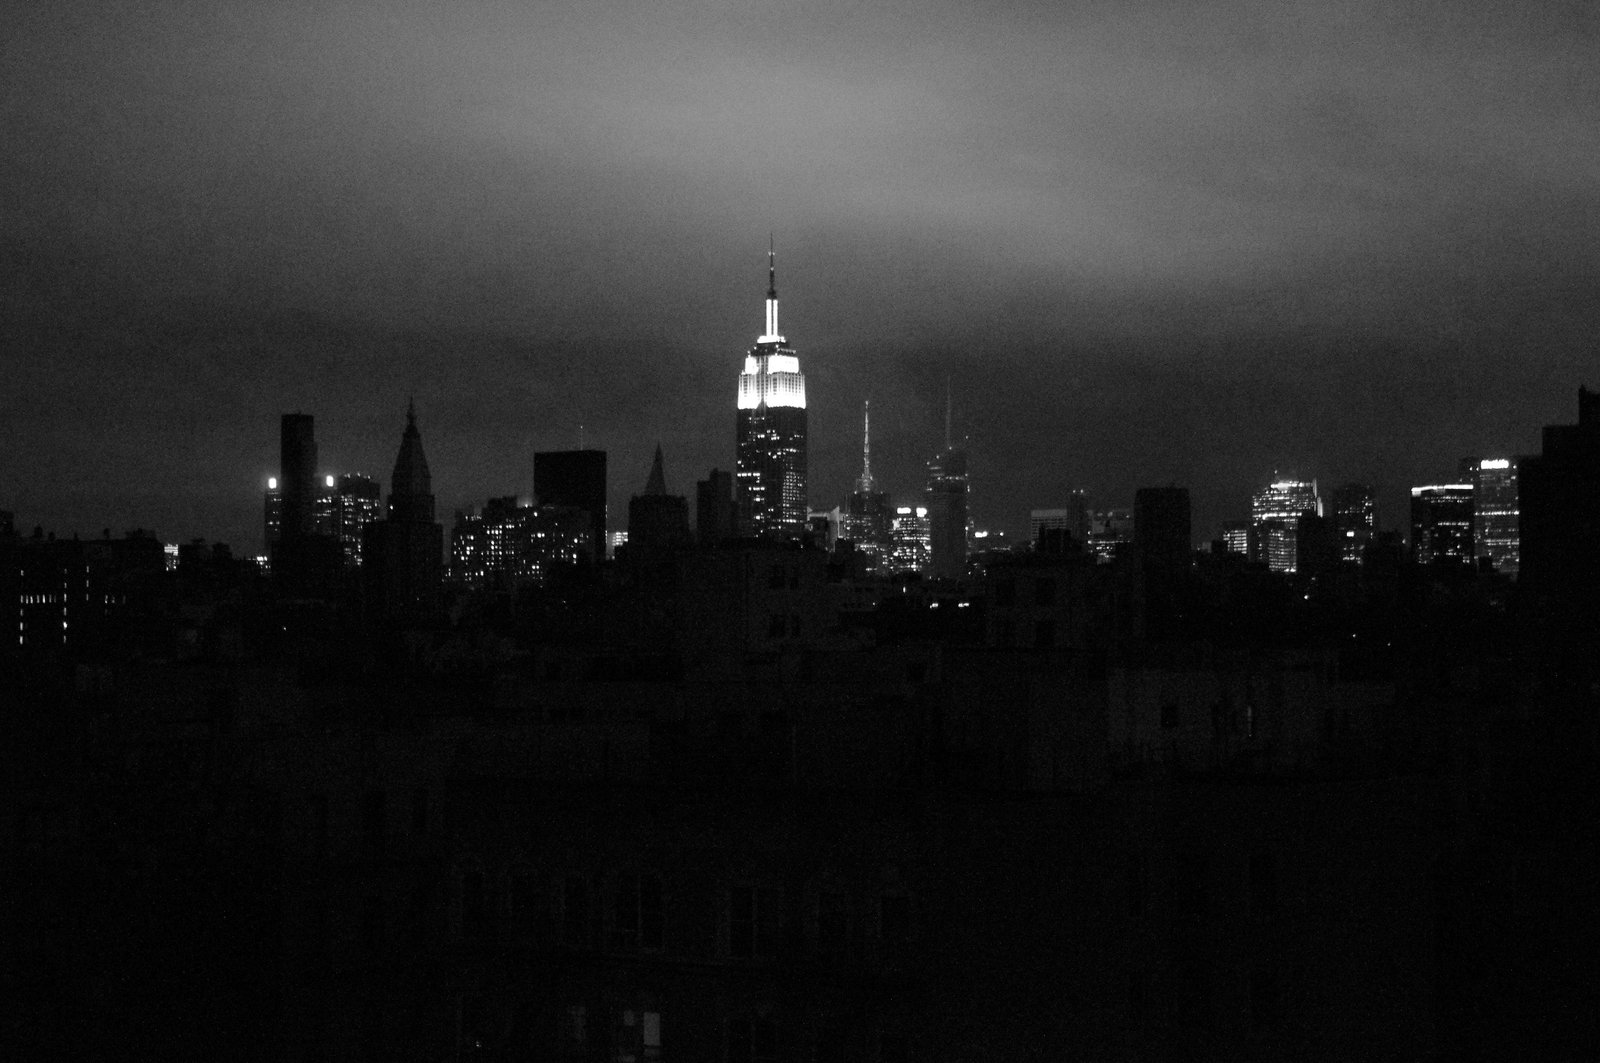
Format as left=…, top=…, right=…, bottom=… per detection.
left=627, top=445, right=692, bottom=563
left=1409, top=484, right=1474, bottom=566
left=1331, top=482, right=1376, bottom=564
left=314, top=473, right=382, bottom=567
left=534, top=449, right=607, bottom=566
left=363, top=402, right=444, bottom=624
left=842, top=401, right=891, bottom=571
left=696, top=468, right=737, bottom=548
left=735, top=244, right=807, bottom=540
left=1252, top=477, right=1321, bottom=573
left=1520, top=386, right=1600, bottom=611
left=925, top=388, right=969, bottom=580
left=1460, top=457, right=1519, bottom=575
left=1133, top=487, right=1191, bottom=570
left=278, top=413, right=317, bottom=541
left=263, top=477, right=281, bottom=553
left=888, top=506, right=931, bottom=574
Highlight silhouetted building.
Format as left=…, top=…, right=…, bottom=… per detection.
left=1409, top=484, right=1474, bottom=566
left=843, top=402, right=892, bottom=573
left=262, top=477, right=281, bottom=553
left=314, top=473, right=382, bottom=567
left=1086, top=508, right=1133, bottom=564
left=1133, top=487, right=1191, bottom=570
left=1460, top=457, right=1519, bottom=575
left=695, top=468, right=737, bottom=548
left=363, top=402, right=443, bottom=624
left=1519, top=386, right=1600, bottom=607
left=735, top=245, right=807, bottom=539
left=626, top=445, right=692, bottom=564
left=1031, top=491, right=1090, bottom=548
left=1331, top=482, right=1376, bottom=564
left=449, top=497, right=591, bottom=589
left=278, top=413, right=317, bottom=540
left=270, top=415, right=344, bottom=594
left=534, top=449, right=607, bottom=565
left=926, top=450, right=969, bottom=580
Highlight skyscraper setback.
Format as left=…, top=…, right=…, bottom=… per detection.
left=735, top=244, right=807, bottom=540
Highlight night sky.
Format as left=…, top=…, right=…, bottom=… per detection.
left=4, top=1, right=1597, bottom=551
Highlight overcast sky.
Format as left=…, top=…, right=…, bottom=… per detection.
left=3, top=0, right=1598, bottom=548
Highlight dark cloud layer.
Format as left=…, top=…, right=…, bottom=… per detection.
left=3, top=0, right=1597, bottom=547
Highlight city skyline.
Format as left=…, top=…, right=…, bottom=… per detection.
left=4, top=2, right=1597, bottom=550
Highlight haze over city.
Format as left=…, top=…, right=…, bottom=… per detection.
left=4, top=1, right=1597, bottom=548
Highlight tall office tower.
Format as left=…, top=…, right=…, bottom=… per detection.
left=1086, top=508, right=1133, bottom=564
left=534, top=449, right=607, bottom=565
left=1331, top=482, right=1376, bottom=564
left=696, top=468, right=738, bottom=547
left=888, top=506, right=931, bottom=574
left=363, top=402, right=444, bottom=624
left=263, top=477, right=282, bottom=552
left=278, top=413, right=318, bottom=540
left=1520, top=387, right=1600, bottom=610
left=1133, top=487, right=1191, bottom=570
left=925, top=389, right=970, bottom=579
left=449, top=497, right=591, bottom=589
left=735, top=244, right=807, bottom=539
left=843, top=402, right=892, bottom=570
left=1252, top=477, right=1320, bottom=573
left=627, top=445, right=692, bottom=564
left=1409, top=484, right=1474, bottom=565
left=313, top=473, right=382, bottom=567
left=1460, top=457, right=1519, bottom=575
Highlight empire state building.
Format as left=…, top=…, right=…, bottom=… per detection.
left=735, top=245, right=807, bottom=539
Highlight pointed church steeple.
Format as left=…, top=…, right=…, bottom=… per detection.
left=643, top=443, right=668, bottom=496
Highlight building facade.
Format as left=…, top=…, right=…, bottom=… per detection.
left=1252, top=478, right=1320, bottom=573
left=450, top=498, right=592, bottom=589
left=1331, top=482, right=1376, bottom=564
left=1409, top=484, right=1474, bottom=566
left=888, top=506, right=930, bottom=574
left=1462, top=458, right=1519, bottom=575
left=534, top=450, right=607, bottom=566
left=735, top=248, right=807, bottom=540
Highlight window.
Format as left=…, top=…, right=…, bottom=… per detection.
left=642, top=1010, right=662, bottom=1061
left=1128, top=970, right=1149, bottom=1028
left=361, top=893, right=384, bottom=953
left=363, top=790, right=386, bottom=854
left=1249, top=968, right=1280, bottom=1029
left=728, top=1016, right=776, bottom=1063
left=563, top=875, right=591, bottom=948
left=1034, top=577, right=1056, bottom=607
left=1249, top=849, right=1277, bottom=915
left=1160, top=702, right=1180, bottom=729
left=768, top=615, right=788, bottom=638
left=879, top=1032, right=910, bottom=1063
left=611, top=873, right=664, bottom=952
left=994, top=579, right=1016, bottom=607
left=768, top=565, right=786, bottom=589
left=1034, top=618, right=1056, bottom=650
left=411, top=787, right=429, bottom=834
left=729, top=886, right=781, bottom=959
left=1127, top=855, right=1148, bottom=917
left=879, top=895, right=910, bottom=961
left=461, top=870, right=487, bottom=936
left=510, top=870, right=538, bottom=928
left=817, top=891, right=848, bottom=957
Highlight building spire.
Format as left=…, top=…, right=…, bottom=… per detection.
left=762, top=235, right=781, bottom=341
left=644, top=443, right=668, bottom=496
left=857, top=400, right=876, bottom=493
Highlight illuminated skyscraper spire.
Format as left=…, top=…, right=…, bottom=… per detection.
left=856, top=400, right=876, bottom=493
left=762, top=235, right=782, bottom=343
